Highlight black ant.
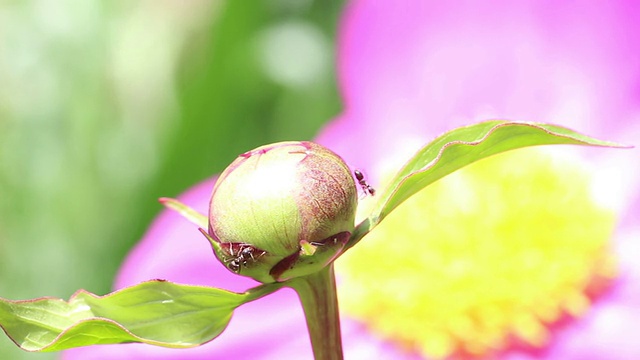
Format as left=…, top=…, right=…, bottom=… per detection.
left=354, top=169, right=375, bottom=196
left=223, top=243, right=265, bottom=273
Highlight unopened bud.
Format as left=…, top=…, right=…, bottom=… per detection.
left=207, top=141, right=357, bottom=282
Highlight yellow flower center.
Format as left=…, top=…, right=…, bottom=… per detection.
left=337, top=148, right=617, bottom=358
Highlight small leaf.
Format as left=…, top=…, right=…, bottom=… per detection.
left=159, top=197, right=208, bottom=229
left=0, top=280, right=282, bottom=352
left=349, top=121, right=628, bottom=246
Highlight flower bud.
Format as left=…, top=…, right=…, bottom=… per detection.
left=207, top=141, right=357, bottom=282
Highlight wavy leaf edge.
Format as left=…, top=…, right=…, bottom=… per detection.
left=382, top=121, right=627, bottom=213
left=348, top=120, right=630, bottom=246
left=0, top=280, right=248, bottom=352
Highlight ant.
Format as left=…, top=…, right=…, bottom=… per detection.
left=354, top=169, right=375, bottom=196
left=223, top=243, right=265, bottom=273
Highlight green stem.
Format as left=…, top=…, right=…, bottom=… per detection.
left=243, top=282, right=286, bottom=303
left=288, top=264, right=343, bottom=360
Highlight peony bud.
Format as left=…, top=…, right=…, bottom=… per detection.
left=207, top=141, right=358, bottom=283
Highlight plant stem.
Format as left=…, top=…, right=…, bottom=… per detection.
left=288, top=264, right=343, bottom=360
left=243, top=282, right=286, bottom=303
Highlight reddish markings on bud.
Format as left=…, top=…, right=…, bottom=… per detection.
left=295, top=145, right=357, bottom=245
left=240, top=142, right=300, bottom=158
left=208, top=141, right=358, bottom=282
left=354, top=169, right=376, bottom=196
left=270, top=231, right=351, bottom=281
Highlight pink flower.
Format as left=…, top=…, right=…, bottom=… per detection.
left=63, top=1, right=640, bottom=359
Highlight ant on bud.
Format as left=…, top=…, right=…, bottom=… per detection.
left=354, top=169, right=375, bottom=196
left=223, top=243, right=265, bottom=273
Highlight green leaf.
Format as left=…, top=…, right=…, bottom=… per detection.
left=159, top=197, right=208, bottom=229
left=0, top=280, right=282, bottom=352
left=349, top=121, right=628, bottom=246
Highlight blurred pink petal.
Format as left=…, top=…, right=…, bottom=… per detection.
left=65, top=0, right=640, bottom=359
left=317, top=1, right=640, bottom=359
left=318, top=0, right=640, bottom=177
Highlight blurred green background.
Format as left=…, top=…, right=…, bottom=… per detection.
left=0, top=1, right=343, bottom=358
